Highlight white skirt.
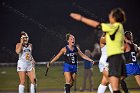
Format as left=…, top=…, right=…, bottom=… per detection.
left=99, top=55, right=108, bottom=72
left=17, top=60, right=33, bottom=72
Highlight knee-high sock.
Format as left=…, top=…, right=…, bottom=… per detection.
left=30, top=83, right=35, bottom=93
left=19, top=84, right=24, bottom=93
left=65, top=84, right=70, bottom=93
left=97, top=84, right=107, bottom=93
left=120, top=79, right=129, bottom=93
left=108, top=83, right=113, bottom=93
left=113, top=90, right=121, bottom=93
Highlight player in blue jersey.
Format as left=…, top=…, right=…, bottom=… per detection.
left=47, top=33, right=94, bottom=93
left=121, top=31, right=140, bottom=93
left=125, top=31, right=140, bottom=84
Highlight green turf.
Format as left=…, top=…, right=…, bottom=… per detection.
left=0, top=65, right=140, bottom=92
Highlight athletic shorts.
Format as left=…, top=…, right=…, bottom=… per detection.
left=63, top=62, right=77, bottom=73
left=126, top=62, right=140, bottom=76
left=99, top=55, right=108, bottom=72
left=108, top=54, right=126, bottom=78
left=17, top=60, right=33, bottom=72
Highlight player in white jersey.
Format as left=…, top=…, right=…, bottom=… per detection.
left=15, top=31, right=36, bottom=93
left=97, top=33, right=113, bottom=93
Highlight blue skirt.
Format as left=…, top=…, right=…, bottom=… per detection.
left=63, top=62, right=77, bottom=73
left=126, top=62, right=140, bottom=76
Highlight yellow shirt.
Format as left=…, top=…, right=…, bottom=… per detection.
left=101, top=22, right=124, bottom=57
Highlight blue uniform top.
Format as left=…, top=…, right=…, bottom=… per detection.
left=64, top=45, right=78, bottom=65
left=83, top=59, right=93, bottom=69
left=124, top=43, right=140, bottom=76
left=124, top=43, right=138, bottom=64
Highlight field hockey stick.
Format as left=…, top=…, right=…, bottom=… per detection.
left=45, top=55, right=55, bottom=76
left=45, top=63, right=50, bottom=76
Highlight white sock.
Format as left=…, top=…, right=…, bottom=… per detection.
left=30, top=83, right=35, bottom=93
left=108, top=84, right=113, bottom=93
left=19, top=84, right=24, bottom=93
left=97, top=84, right=107, bottom=93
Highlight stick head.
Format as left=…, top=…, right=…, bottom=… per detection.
left=45, top=67, right=49, bottom=76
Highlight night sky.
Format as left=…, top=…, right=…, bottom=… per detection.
left=0, top=0, right=140, bottom=62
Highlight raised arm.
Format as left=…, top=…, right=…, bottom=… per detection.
left=77, top=47, right=94, bottom=63
left=15, top=37, right=24, bottom=54
left=15, top=43, right=23, bottom=54
left=70, top=13, right=100, bottom=28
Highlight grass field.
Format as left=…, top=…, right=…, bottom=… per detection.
left=0, top=64, right=140, bottom=93
left=38, top=90, right=140, bottom=93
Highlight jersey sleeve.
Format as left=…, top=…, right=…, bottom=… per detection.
left=100, top=23, right=120, bottom=34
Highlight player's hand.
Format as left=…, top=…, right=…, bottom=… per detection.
left=91, top=60, right=95, bottom=64
left=47, top=62, right=51, bottom=68
left=20, top=37, right=24, bottom=44
left=31, top=60, right=36, bottom=65
left=70, top=13, right=82, bottom=21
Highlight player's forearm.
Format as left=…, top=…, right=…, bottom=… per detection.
left=80, top=16, right=100, bottom=28
left=16, top=43, right=22, bottom=54
left=50, top=56, right=59, bottom=64
left=81, top=54, right=93, bottom=62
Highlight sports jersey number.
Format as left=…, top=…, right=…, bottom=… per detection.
left=26, top=53, right=30, bottom=60
left=131, top=52, right=136, bottom=62
left=71, top=56, right=75, bottom=63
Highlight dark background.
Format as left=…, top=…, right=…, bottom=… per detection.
left=0, top=0, right=140, bottom=62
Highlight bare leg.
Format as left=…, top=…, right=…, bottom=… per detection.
left=27, top=69, right=36, bottom=93
left=18, top=71, right=26, bottom=93
left=135, top=75, right=140, bottom=87
left=71, top=72, right=77, bottom=87
left=64, top=72, right=73, bottom=93
left=109, top=76, right=120, bottom=92
left=97, top=69, right=109, bottom=93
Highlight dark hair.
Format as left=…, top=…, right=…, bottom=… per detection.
left=125, top=31, right=133, bottom=41
left=20, top=31, right=28, bottom=37
left=66, top=33, right=71, bottom=41
left=102, top=32, right=106, bottom=37
left=111, top=8, right=126, bottom=23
